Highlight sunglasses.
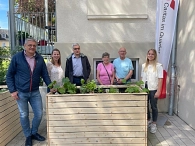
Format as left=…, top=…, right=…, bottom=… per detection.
left=73, top=48, right=80, bottom=50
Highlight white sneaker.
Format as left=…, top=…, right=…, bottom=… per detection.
left=148, top=120, right=152, bottom=128
left=150, top=123, right=157, bottom=133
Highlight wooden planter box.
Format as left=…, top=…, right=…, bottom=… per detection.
left=0, top=91, right=22, bottom=146
left=47, top=93, right=147, bottom=146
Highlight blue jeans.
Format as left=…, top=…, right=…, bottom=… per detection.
left=148, top=90, right=158, bottom=122
left=17, top=90, right=43, bottom=137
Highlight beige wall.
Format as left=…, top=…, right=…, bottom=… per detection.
left=0, top=41, right=9, bottom=47
left=55, top=0, right=169, bottom=112
left=175, top=0, right=195, bottom=129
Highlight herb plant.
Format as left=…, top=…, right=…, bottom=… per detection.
left=48, top=77, right=77, bottom=94
left=80, top=79, right=97, bottom=93
left=125, top=81, right=149, bottom=93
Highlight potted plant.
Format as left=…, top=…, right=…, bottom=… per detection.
left=48, top=77, right=77, bottom=94
left=125, top=80, right=149, bottom=93
left=16, top=31, right=30, bottom=45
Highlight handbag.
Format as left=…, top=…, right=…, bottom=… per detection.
left=102, top=63, right=111, bottom=84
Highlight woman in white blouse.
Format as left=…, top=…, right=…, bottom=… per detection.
left=47, top=48, right=64, bottom=87
left=141, top=49, right=163, bottom=134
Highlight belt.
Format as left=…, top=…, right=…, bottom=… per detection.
left=73, top=76, right=83, bottom=78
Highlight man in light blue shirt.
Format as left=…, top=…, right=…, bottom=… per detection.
left=113, top=47, right=134, bottom=84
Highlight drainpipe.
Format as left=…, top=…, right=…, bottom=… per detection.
left=45, top=0, right=48, bottom=26
left=9, top=0, right=16, bottom=51
left=168, top=5, right=179, bottom=116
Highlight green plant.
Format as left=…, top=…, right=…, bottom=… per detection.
left=125, top=81, right=149, bottom=93
left=48, top=77, right=77, bottom=94
left=109, top=87, right=119, bottom=93
left=17, top=31, right=30, bottom=40
left=80, top=79, right=97, bottom=93
left=95, top=87, right=103, bottom=93
left=16, top=31, right=31, bottom=45
left=10, top=45, right=23, bottom=56
left=0, top=47, right=11, bottom=85
left=0, top=88, right=8, bottom=92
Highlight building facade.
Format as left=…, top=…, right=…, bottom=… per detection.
left=55, top=0, right=195, bottom=129
left=0, top=29, right=9, bottom=47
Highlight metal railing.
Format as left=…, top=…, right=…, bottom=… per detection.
left=14, top=12, right=56, bottom=55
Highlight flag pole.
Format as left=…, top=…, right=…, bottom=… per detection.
left=168, top=2, right=179, bottom=116
left=9, top=0, right=16, bottom=51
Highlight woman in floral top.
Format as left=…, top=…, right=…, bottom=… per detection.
left=47, top=48, right=64, bottom=87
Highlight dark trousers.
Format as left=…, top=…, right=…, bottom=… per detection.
left=148, top=90, right=158, bottom=122
left=73, top=76, right=83, bottom=86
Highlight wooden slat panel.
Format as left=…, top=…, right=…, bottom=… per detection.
left=47, top=94, right=147, bottom=102
left=48, top=107, right=146, bottom=113
left=0, top=104, right=18, bottom=119
left=0, top=109, right=19, bottom=125
left=0, top=124, right=22, bottom=146
left=48, top=113, right=145, bottom=120
left=0, top=121, right=21, bottom=143
left=49, top=144, right=145, bottom=146
left=0, top=99, right=17, bottom=113
left=48, top=101, right=146, bottom=108
left=48, top=119, right=145, bottom=126
left=0, top=95, right=13, bottom=107
left=0, top=91, right=11, bottom=101
left=0, top=113, right=20, bottom=137
left=0, top=91, right=22, bottom=146
left=48, top=131, right=145, bottom=138
left=0, top=118, right=20, bottom=138
left=47, top=94, right=147, bottom=146
left=49, top=138, right=146, bottom=144
left=48, top=126, right=146, bottom=132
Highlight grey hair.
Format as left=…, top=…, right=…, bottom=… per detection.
left=102, top=52, right=110, bottom=58
left=24, top=38, right=37, bottom=44
left=72, top=43, right=80, bottom=49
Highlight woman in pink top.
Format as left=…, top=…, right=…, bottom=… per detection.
left=97, top=52, right=115, bottom=85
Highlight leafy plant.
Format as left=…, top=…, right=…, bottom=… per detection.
left=48, top=80, right=56, bottom=89
left=48, top=77, right=77, bottom=94
left=109, top=87, right=119, bottom=93
left=17, top=31, right=30, bottom=40
left=16, top=31, right=31, bottom=45
left=95, top=87, right=103, bottom=93
left=10, top=45, right=23, bottom=56
left=80, top=79, right=97, bottom=93
left=0, top=88, right=7, bottom=92
left=0, top=47, right=11, bottom=85
left=125, top=81, right=149, bottom=93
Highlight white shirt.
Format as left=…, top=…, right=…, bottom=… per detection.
left=141, top=63, right=163, bottom=90
left=47, top=61, right=64, bottom=86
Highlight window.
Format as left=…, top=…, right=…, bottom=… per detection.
left=2, top=42, right=6, bottom=47
left=93, top=58, right=139, bottom=82
left=1, top=34, right=6, bottom=38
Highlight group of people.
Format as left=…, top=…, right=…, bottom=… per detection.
left=6, top=38, right=163, bottom=146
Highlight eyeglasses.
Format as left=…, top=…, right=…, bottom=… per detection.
left=119, top=51, right=126, bottom=53
left=73, top=48, right=80, bottom=50
left=28, top=44, right=36, bottom=48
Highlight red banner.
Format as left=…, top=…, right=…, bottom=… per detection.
left=155, top=0, right=179, bottom=98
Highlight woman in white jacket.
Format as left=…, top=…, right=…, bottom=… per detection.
left=141, top=49, right=163, bottom=134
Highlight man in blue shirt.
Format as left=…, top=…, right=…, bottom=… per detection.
left=65, top=43, right=91, bottom=86
left=113, top=47, right=134, bottom=84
